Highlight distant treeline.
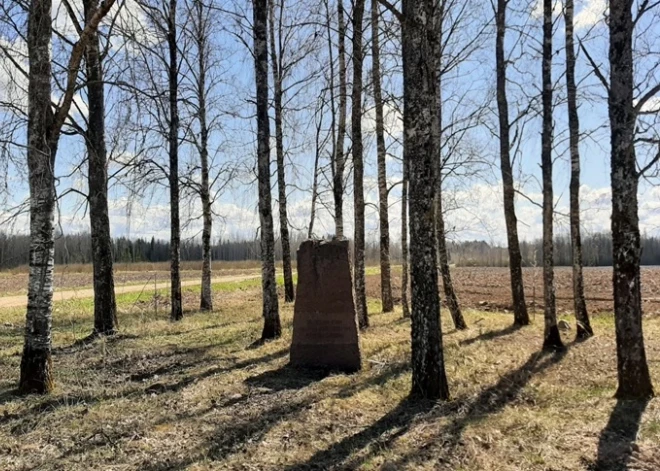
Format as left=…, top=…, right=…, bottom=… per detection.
left=0, top=232, right=399, bottom=270
left=2, top=231, right=660, bottom=270
left=449, top=232, right=660, bottom=267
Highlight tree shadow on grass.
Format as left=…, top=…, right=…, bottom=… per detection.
left=459, top=324, right=521, bottom=347
left=245, top=364, right=330, bottom=392
left=594, top=399, right=650, bottom=471
left=282, top=397, right=437, bottom=471
left=285, top=347, right=569, bottom=470
left=386, top=347, right=570, bottom=469
left=0, top=347, right=290, bottom=436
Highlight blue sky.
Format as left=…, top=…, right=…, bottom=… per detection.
left=0, top=0, right=659, bottom=246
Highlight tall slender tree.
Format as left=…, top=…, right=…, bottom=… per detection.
left=83, top=0, right=118, bottom=335
left=564, top=0, right=592, bottom=339
left=187, top=0, right=214, bottom=311
left=168, top=0, right=183, bottom=321
left=370, top=0, right=394, bottom=313
left=433, top=0, right=466, bottom=330
left=352, top=0, right=368, bottom=328
left=20, top=0, right=116, bottom=394
left=268, top=0, right=294, bottom=302
left=608, top=0, right=654, bottom=398
left=495, top=0, right=529, bottom=326
left=401, top=148, right=411, bottom=319
left=253, top=0, right=281, bottom=341
left=403, top=0, right=450, bottom=400
left=540, top=0, right=562, bottom=350
left=333, top=0, right=348, bottom=238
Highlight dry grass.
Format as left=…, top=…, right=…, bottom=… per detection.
left=0, top=263, right=262, bottom=297
left=1, top=260, right=263, bottom=275
left=0, top=280, right=659, bottom=470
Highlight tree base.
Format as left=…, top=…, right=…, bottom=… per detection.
left=615, top=383, right=654, bottom=400
left=261, top=317, right=282, bottom=341
left=575, top=323, right=593, bottom=341
left=171, top=308, right=183, bottom=322
left=513, top=313, right=531, bottom=327
left=199, top=299, right=213, bottom=312
left=542, top=325, right=565, bottom=352
left=19, top=346, right=54, bottom=394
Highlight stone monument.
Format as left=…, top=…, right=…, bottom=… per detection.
left=289, top=239, right=361, bottom=372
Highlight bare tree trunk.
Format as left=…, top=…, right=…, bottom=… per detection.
left=20, top=0, right=116, bottom=393
left=308, top=108, right=323, bottom=238
left=253, top=0, right=281, bottom=341
left=564, top=0, right=592, bottom=339
left=435, top=180, right=466, bottom=330
left=401, top=151, right=410, bottom=319
left=268, top=0, right=294, bottom=303
left=608, top=0, right=654, bottom=398
left=541, top=0, right=562, bottom=351
left=84, top=0, right=117, bottom=335
left=495, top=0, right=529, bottom=327
left=370, top=1, right=393, bottom=313
left=194, top=0, right=213, bottom=312
left=168, top=0, right=183, bottom=321
left=352, top=0, right=368, bottom=329
left=334, top=0, right=347, bottom=238
left=433, top=6, right=466, bottom=330
left=403, top=0, right=450, bottom=400
left=20, top=0, right=56, bottom=393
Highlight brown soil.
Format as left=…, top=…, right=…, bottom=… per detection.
left=366, top=266, right=660, bottom=315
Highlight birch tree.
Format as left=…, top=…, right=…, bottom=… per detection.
left=540, top=0, right=562, bottom=350
left=563, top=0, right=592, bottom=339
left=401, top=0, right=450, bottom=399
left=333, top=0, right=347, bottom=237
left=19, top=0, right=116, bottom=394
left=184, top=0, right=215, bottom=311
left=370, top=0, right=394, bottom=313
left=268, top=0, right=294, bottom=302
left=352, top=0, right=368, bottom=328
left=495, top=0, right=529, bottom=327
left=253, top=0, right=281, bottom=341
left=607, top=0, right=655, bottom=398
left=433, top=0, right=467, bottom=330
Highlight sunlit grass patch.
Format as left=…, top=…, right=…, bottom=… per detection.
left=0, top=277, right=658, bottom=471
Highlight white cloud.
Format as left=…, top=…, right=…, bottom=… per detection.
left=575, top=0, right=607, bottom=29
left=638, top=96, right=660, bottom=113
left=530, top=0, right=606, bottom=29
left=362, top=102, right=404, bottom=139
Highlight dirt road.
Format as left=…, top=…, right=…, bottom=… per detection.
left=0, top=273, right=260, bottom=309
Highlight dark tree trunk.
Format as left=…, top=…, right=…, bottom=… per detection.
left=403, top=0, right=450, bottom=400
left=20, top=0, right=56, bottom=393
left=541, top=0, right=563, bottom=351
left=168, top=0, right=183, bottom=321
left=268, top=0, right=294, bottom=303
left=352, top=0, right=368, bottom=329
left=495, top=0, right=529, bottom=326
left=194, top=0, right=213, bottom=312
left=308, top=108, right=323, bottom=238
left=608, top=0, right=654, bottom=398
left=253, top=0, right=281, bottom=341
left=333, top=0, right=347, bottom=238
left=20, top=0, right=116, bottom=393
left=401, top=150, right=410, bottom=319
left=370, top=1, right=393, bottom=313
left=564, top=0, right=592, bottom=339
left=84, top=0, right=117, bottom=335
left=432, top=6, right=466, bottom=330
left=435, top=180, right=466, bottom=330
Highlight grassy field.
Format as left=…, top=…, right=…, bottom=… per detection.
left=1, top=275, right=659, bottom=470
